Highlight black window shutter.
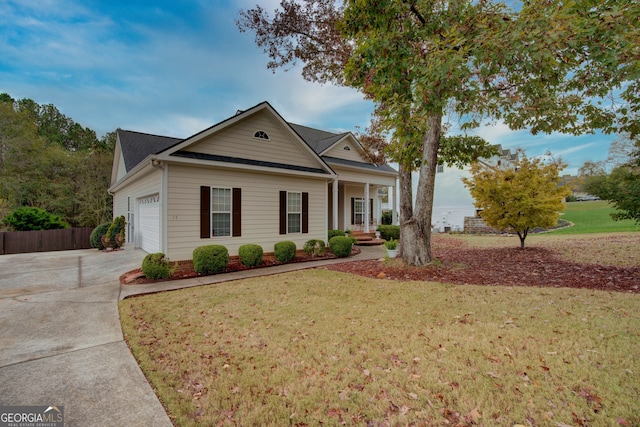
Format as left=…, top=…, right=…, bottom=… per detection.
left=200, top=186, right=210, bottom=238
left=279, top=191, right=287, bottom=234
left=232, top=188, right=241, bottom=237
left=302, top=192, right=309, bottom=234
left=370, top=198, right=374, bottom=225
left=351, top=198, right=355, bottom=224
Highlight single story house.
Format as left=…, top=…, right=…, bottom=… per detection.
left=108, top=101, right=398, bottom=259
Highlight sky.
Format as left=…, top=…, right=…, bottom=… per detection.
left=0, top=0, right=619, bottom=175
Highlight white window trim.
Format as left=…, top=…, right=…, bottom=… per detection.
left=211, top=186, right=232, bottom=237
left=287, top=191, right=302, bottom=234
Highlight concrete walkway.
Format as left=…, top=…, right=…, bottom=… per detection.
left=0, top=245, right=384, bottom=426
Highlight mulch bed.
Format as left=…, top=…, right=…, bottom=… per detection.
left=121, top=240, right=640, bottom=293
left=322, top=244, right=640, bottom=293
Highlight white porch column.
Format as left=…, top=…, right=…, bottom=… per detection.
left=392, top=179, right=398, bottom=225
left=332, top=179, right=339, bottom=230
left=364, top=182, right=370, bottom=233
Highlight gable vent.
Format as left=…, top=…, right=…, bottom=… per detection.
left=254, top=130, right=270, bottom=140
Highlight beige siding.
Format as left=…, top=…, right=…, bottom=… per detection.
left=323, top=137, right=365, bottom=162
left=116, top=150, right=127, bottom=182
left=166, top=164, right=328, bottom=260
left=113, top=169, right=162, bottom=218
left=183, top=110, right=321, bottom=170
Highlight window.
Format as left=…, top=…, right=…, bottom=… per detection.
left=287, top=192, right=301, bottom=233
left=254, top=130, right=269, bottom=140
left=279, top=191, right=308, bottom=235
left=437, top=164, right=444, bottom=173
left=200, top=186, right=241, bottom=238
left=212, top=188, right=231, bottom=237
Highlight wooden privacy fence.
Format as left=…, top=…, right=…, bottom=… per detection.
left=0, top=228, right=94, bottom=255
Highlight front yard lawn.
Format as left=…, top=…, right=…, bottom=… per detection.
left=120, top=263, right=640, bottom=425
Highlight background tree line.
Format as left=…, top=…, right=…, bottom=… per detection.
left=0, top=92, right=114, bottom=229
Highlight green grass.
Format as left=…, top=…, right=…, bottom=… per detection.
left=549, top=200, right=639, bottom=234
left=120, top=268, right=640, bottom=426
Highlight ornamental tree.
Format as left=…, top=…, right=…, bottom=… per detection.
left=463, top=156, right=571, bottom=248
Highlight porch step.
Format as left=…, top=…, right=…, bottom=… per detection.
left=351, top=231, right=384, bottom=246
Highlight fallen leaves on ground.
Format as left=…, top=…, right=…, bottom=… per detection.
left=323, top=239, right=640, bottom=293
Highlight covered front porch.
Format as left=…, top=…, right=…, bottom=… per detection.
left=327, top=178, right=398, bottom=233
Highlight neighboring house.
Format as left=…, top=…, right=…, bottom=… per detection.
left=108, top=102, right=398, bottom=259
left=432, top=146, right=518, bottom=232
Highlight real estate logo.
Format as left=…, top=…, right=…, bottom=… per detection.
left=0, top=406, right=64, bottom=427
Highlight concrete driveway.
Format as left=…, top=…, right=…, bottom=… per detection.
left=0, top=248, right=173, bottom=427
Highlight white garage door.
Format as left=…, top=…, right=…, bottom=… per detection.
left=138, top=194, right=160, bottom=253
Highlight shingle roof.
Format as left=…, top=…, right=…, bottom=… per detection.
left=289, top=123, right=349, bottom=154
left=118, top=130, right=182, bottom=172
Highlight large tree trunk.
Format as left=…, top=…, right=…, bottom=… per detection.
left=400, top=113, right=442, bottom=266
left=396, top=162, right=413, bottom=259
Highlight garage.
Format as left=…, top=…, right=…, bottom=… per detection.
left=138, top=194, right=160, bottom=253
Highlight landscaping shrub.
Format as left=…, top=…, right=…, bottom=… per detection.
left=141, top=253, right=171, bottom=280
left=193, top=245, right=229, bottom=274
left=329, top=236, right=353, bottom=258
left=328, top=229, right=345, bottom=241
left=303, top=239, right=325, bottom=257
left=384, top=238, right=398, bottom=250
left=90, top=222, right=112, bottom=250
left=381, top=210, right=393, bottom=225
left=103, top=215, right=126, bottom=249
left=2, top=207, right=68, bottom=231
left=238, top=244, right=263, bottom=267
left=377, top=225, right=400, bottom=241
left=274, top=241, right=297, bottom=263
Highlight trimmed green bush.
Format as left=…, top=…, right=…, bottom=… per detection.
left=381, top=210, right=393, bottom=225
left=103, top=215, right=126, bottom=249
left=193, top=245, right=229, bottom=274
left=303, top=239, right=325, bottom=257
left=274, top=241, right=297, bottom=263
left=377, top=225, right=400, bottom=241
left=2, top=207, right=68, bottom=231
left=141, top=253, right=171, bottom=280
left=239, top=244, right=263, bottom=267
left=90, top=222, right=111, bottom=250
left=328, top=229, right=345, bottom=241
left=329, top=236, right=353, bottom=258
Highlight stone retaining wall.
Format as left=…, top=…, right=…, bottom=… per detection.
left=463, top=217, right=502, bottom=234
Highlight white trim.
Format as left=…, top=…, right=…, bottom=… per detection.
left=286, top=191, right=302, bottom=234
left=364, top=183, right=370, bottom=233
left=211, top=186, right=233, bottom=237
